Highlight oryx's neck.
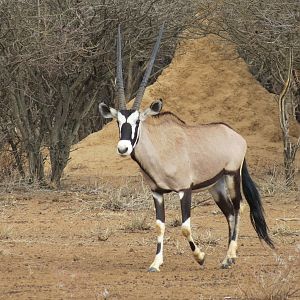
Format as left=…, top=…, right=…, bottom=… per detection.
left=130, top=116, right=185, bottom=192
left=132, top=122, right=158, bottom=168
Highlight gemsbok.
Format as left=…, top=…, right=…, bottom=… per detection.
left=99, top=24, right=274, bottom=271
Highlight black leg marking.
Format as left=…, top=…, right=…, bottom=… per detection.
left=180, top=189, right=192, bottom=223
left=154, top=194, right=165, bottom=223
left=156, top=242, right=162, bottom=255
left=189, top=241, right=196, bottom=252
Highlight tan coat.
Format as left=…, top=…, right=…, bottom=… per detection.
left=133, top=113, right=247, bottom=192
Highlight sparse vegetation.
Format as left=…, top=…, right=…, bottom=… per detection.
left=258, top=165, right=292, bottom=196
left=0, top=184, right=298, bottom=298
left=195, top=229, right=221, bottom=248
left=124, top=214, right=151, bottom=232
left=169, top=217, right=181, bottom=228
left=101, top=187, right=153, bottom=212
left=0, top=224, right=13, bottom=240
left=173, top=239, right=185, bottom=256
left=91, top=224, right=113, bottom=242
left=238, top=256, right=300, bottom=300
left=272, top=222, right=300, bottom=244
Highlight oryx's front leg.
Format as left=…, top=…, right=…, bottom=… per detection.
left=179, top=189, right=205, bottom=266
left=148, top=192, right=165, bottom=272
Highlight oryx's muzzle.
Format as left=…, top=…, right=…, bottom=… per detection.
left=117, top=140, right=133, bottom=156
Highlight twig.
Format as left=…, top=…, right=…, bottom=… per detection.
left=276, top=218, right=300, bottom=222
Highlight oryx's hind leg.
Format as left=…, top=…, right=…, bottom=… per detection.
left=222, top=170, right=242, bottom=268
left=209, top=178, right=235, bottom=245
left=179, top=189, right=205, bottom=266
left=209, top=177, right=236, bottom=268
left=148, top=192, right=165, bottom=272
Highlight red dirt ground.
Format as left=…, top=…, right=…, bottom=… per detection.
left=0, top=35, right=299, bottom=299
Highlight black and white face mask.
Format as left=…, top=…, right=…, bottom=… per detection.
left=99, top=99, right=163, bottom=156
left=116, top=110, right=140, bottom=155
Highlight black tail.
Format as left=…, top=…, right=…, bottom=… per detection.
left=242, top=160, right=274, bottom=248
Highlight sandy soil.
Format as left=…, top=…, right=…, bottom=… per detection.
left=1, top=35, right=300, bottom=299
left=0, top=188, right=299, bottom=300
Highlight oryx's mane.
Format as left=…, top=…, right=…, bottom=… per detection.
left=149, top=112, right=232, bottom=129
left=150, top=111, right=186, bottom=125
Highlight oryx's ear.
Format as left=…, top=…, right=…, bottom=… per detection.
left=140, top=99, right=163, bottom=121
left=99, top=103, right=118, bottom=119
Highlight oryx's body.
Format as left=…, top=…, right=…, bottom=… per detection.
left=132, top=114, right=246, bottom=193
left=99, top=24, right=274, bottom=272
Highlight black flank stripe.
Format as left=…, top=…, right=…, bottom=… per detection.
left=192, top=169, right=237, bottom=190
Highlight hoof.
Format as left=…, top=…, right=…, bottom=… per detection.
left=221, top=263, right=231, bottom=269
left=221, top=258, right=234, bottom=269
left=198, top=254, right=206, bottom=266
left=148, top=267, right=160, bottom=272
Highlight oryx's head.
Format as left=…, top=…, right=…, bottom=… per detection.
left=99, top=24, right=164, bottom=156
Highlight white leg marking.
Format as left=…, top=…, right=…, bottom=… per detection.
left=228, top=214, right=235, bottom=237
left=181, top=217, right=191, bottom=237
left=149, top=220, right=165, bottom=272
left=222, top=213, right=240, bottom=268
left=181, top=218, right=205, bottom=265
left=178, top=191, right=184, bottom=199
left=240, top=201, right=246, bottom=214
left=153, top=192, right=163, bottom=204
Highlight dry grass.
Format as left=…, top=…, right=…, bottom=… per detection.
left=195, top=229, right=221, bottom=248
left=238, top=255, right=300, bottom=300
left=271, top=222, right=300, bottom=244
left=66, top=178, right=216, bottom=215
left=258, top=165, right=294, bottom=196
left=124, top=214, right=151, bottom=232
left=169, top=217, right=181, bottom=227
left=91, top=224, right=113, bottom=241
left=96, top=182, right=153, bottom=212
left=68, top=179, right=154, bottom=213
left=172, top=239, right=185, bottom=256
left=0, top=224, right=13, bottom=240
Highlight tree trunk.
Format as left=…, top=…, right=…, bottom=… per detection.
left=49, top=132, right=73, bottom=188
left=283, top=136, right=298, bottom=188
left=3, top=127, right=25, bottom=178
left=27, top=144, right=45, bottom=184
left=279, top=49, right=299, bottom=189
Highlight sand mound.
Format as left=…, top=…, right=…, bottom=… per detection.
left=64, top=35, right=299, bottom=183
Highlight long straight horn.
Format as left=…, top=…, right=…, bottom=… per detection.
left=132, top=23, right=165, bottom=110
left=116, top=24, right=126, bottom=110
